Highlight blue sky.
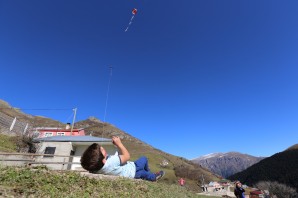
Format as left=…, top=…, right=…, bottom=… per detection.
left=1, top=0, right=297, bottom=159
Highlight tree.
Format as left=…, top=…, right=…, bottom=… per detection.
left=255, top=181, right=298, bottom=198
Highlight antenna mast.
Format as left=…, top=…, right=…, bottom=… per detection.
left=71, top=108, right=77, bottom=135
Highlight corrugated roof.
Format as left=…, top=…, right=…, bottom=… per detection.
left=33, top=136, right=112, bottom=143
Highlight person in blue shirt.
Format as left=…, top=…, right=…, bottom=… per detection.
left=81, top=136, right=165, bottom=182
left=234, top=181, right=245, bottom=198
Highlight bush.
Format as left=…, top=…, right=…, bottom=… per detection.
left=255, top=181, right=298, bottom=198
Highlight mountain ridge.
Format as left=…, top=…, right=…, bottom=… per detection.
left=228, top=146, right=298, bottom=192
left=192, top=152, right=265, bottom=178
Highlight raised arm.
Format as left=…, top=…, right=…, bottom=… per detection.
left=112, top=136, right=130, bottom=164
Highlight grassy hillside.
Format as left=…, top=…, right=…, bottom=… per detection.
left=0, top=99, right=67, bottom=128
left=0, top=166, right=216, bottom=198
left=0, top=99, right=220, bottom=192
left=0, top=125, right=218, bottom=192
left=0, top=134, right=17, bottom=152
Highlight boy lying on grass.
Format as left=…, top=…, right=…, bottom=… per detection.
left=81, top=136, right=165, bottom=181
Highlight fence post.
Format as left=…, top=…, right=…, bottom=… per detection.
left=10, top=117, right=17, bottom=131
left=23, top=123, right=29, bottom=134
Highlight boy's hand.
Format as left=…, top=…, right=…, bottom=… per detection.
left=111, top=136, right=130, bottom=164
left=112, top=136, right=122, bottom=147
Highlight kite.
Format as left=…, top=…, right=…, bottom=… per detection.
left=125, top=8, right=138, bottom=32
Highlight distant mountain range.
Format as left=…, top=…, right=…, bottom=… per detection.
left=191, top=152, right=265, bottom=178
left=228, top=144, right=298, bottom=192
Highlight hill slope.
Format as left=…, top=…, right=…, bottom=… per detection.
left=0, top=98, right=219, bottom=192
left=0, top=99, right=66, bottom=130
left=228, top=146, right=298, bottom=191
left=192, top=152, right=265, bottom=178
left=0, top=166, right=210, bottom=198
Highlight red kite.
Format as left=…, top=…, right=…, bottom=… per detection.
left=125, top=8, right=138, bottom=32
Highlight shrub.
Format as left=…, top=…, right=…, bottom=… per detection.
left=255, top=181, right=298, bottom=198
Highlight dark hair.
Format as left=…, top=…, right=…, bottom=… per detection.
left=80, top=143, right=105, bottom=172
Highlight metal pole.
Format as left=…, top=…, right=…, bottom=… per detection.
left=70, top=108, right=77, bottom=135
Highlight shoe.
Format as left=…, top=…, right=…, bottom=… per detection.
left=155, top=170, right=165, bottom=181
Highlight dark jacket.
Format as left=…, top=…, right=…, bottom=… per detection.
left=234, top=187, right=245, bottom=198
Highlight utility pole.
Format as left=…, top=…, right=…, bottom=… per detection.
left=201, top=174, right=206, bottom=192
left=70, top=108, right=77, bottom=135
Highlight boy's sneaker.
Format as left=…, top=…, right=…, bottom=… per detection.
left=155, top=170, right=165, bottom=181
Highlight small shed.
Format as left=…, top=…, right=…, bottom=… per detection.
left=33, top=136, right=117, bottom=170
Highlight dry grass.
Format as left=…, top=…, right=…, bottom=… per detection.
left=0, top=134, right=17, bottom=152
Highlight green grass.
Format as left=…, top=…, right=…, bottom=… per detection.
left=0, top=134, right=17, bottom=152
left=0, top=166, right=215, bottom=198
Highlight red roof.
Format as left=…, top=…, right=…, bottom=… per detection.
left=39, top=129, right=83, bottom=132
left=250, top=190, right=263, bottom=195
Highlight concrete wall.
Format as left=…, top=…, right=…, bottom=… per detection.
left=0, top=155, right=32, bottom=167
left=35, top=142, right=73, bottom=170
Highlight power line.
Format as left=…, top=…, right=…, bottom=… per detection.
left=0, top=108, right=73, bottom=111
left=103, top=66, right=113, bottom=122
left=101, top=66, right=113, bottom=138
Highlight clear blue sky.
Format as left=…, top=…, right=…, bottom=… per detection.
left=1, top=0, right=297, bottom=159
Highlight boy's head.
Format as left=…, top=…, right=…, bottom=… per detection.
left=80, top=143, right=105, bottom=172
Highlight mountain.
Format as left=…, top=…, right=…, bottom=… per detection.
left=286, top=144, right=298, bottom=151
left=228, top=145, right=298, bottom=192
left=191, top=152, right=265, bottom=178
left=0, top=98, right=220, bottom=192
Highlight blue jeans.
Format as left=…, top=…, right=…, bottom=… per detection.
left=134, top=156, right=156, bottom=181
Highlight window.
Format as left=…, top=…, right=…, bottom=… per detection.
left=57, top=132, right=65, bottom=136
left=44, top=147, right=56, bottom=158
left=44, top=132, right=53, bottom=137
